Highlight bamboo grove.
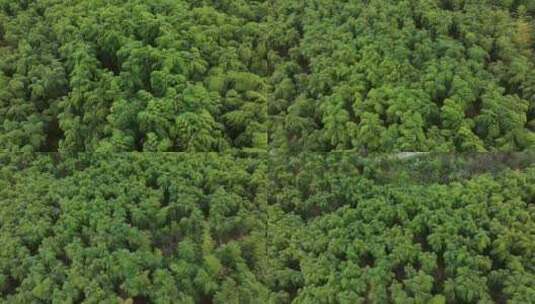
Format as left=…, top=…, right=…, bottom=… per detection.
left=0, top=0, right=534, bottom=152
left=1, top=153, right=534, bottom=303
left=1, top=1, right=535, bottom=304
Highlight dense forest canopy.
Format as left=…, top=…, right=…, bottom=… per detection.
left=1, top=0, right=534, bottom=151
left=1, top=153, right=533, bottom=303
left=1, top=1, right=535, bottom=303
left=0, top=153, right=271, bottom=303
left=267, top=153, right=535, bottom=303
left=269, top=0, right=535, bottom=152
left=0, top=0, right=269, bottom=152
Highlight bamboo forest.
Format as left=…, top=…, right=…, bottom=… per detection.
left=1, top=1, right=534, bottom=304
left=1, top=153, right=534, bottom=303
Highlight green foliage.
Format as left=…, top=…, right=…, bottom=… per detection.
left=1, top=1, right=535, bottom=303
left=0, top=153, right=534, bottom=303
left=2, top=1, right=534, bottom=152
left=0, top=0, right=268, bottom=151
left=266, top=153, right=535, bottom=303
left=0, top=153, right=271, bottom=303
left=269, top=0, right=535, bottom=152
